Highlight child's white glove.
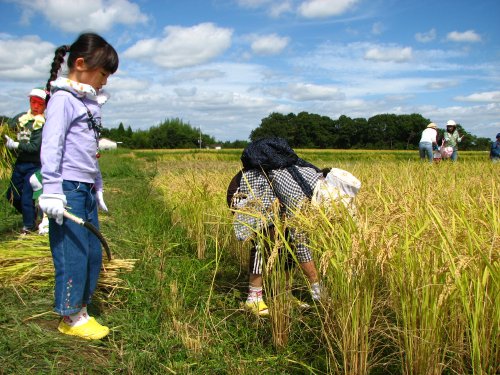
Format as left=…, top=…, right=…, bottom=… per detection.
left=96, top=190, right=108, bottom=212
left=4, top=135, right=19, bottom=150
left=38, top=215, right=50, bottom=235
left=39, top=194, right=67, bottom=225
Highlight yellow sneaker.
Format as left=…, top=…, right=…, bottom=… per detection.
left=58, top=317, right=110, bottom=340
left=244, top=300, right=269, bottom=316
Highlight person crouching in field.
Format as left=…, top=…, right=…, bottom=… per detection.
left=418, top=122, right=439, bottom=163
left=227, top=137, right=361, bottom=316
left=4, top=88, right=48, bottom=233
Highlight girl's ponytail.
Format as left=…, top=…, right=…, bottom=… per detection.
left=45, top=45, right=70, bottom=100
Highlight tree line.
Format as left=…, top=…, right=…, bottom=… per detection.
left=2, top=112, right=492, bottom=150
left=250, top=112, right=491, bottom=150
left=101, top=112, right=491, bottom=150
left=100, top=118, right=218, bottom=149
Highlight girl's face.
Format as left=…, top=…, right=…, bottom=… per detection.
left=30, top=96, right=46, bottom=116
left=69, top=57, right=111, bottom=91
left=79, top=68, right=111, bottom=91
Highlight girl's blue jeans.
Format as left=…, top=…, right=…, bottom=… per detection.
left=49, top=180, right=102, bottom=316
left=6, top=161, right=40, bottom=229
left=451, top=149, right=458, bottom=161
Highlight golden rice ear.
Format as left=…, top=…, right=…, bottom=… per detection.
left=1, top=121, right=16, bottom=179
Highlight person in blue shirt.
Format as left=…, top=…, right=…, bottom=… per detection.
left=490, top=133, right=500, bottom=162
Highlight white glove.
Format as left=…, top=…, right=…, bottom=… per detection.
left=96, top=190, right=108, bottom=212
left=29, top=173, right=43, bottom=192
left=38, top=194, right=67, bottom=225
left=38, top=215, right=50, bottom=235
left=5, top=135, right=19, bottom=150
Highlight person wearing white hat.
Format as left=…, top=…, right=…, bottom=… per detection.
left=443, top=120, right=464, bottom=161
left=4, top=87, right=48, bottom=233
left=418, top=122, right=439, bottom=162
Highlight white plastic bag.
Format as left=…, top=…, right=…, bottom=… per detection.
left=312, top=168, right=361, bottom=217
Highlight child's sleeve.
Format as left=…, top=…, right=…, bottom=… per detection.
left=41, top=95, right=73, bottom=195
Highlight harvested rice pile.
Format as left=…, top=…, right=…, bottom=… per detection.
left=0, top=233, right=137, bottom=294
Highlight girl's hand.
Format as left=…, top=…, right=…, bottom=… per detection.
left=39, top=194, right=67, bottom=225
left=96, top=190, right=108, bottom=212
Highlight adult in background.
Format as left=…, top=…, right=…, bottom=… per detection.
left=443, top=120, right=463, bottom=161
left=418, top=122, right=439, bottom=162
left=490, top=133, right=500, bottom=162
left=4, top=88, right=47, bottom=233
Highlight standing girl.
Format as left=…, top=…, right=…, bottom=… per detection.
left=39, top=33, right=118, bottom=339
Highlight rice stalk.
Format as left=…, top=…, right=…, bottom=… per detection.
left=429, top=191, right=499, bottom=374
left=0, top=120, right=16, bottom=179
left=0, top=233, right=138, bottom=295
left=263, top=212, right=294, bottom=350
left=297, top=202, right=382, bottom=375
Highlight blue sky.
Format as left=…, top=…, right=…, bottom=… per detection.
left=1, top=0, right=499, bottom=141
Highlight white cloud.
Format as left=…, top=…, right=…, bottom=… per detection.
left=0, top=35, right=54, bottom=80
left=415, top=28, right=436, bottom=43
left=269, top=1, right=293, bottom=17
left=364, top=46, right=413, bottom=63
left=171, top=69, right=226, bottom=83
left=174, top=87, right=197, bottom=97
left=446, top=30, right=481, bottom=43
left=250, top=34, right=290, bottom=55
left=123, top=23, right=233, bottom=69
left=298, top=0, right=358, bottom=18
left=105, top=76, right=149, bottom=92
left=286, top=83, right=345, bottom=101
left=426, top=80, right=459, bottom=90
left=455, top=91, right=500, bottom=103
left=13, top=0, right=148, bottom=33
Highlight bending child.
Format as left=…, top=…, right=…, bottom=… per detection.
left=228, top=138, right=361, bottom=316
left=227, top=138, right=319, bottom=315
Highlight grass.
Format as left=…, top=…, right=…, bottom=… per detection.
left=0, top=148, right=498, bottom=374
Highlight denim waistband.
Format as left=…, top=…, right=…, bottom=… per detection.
left=63, top=180, right=95, bottom=191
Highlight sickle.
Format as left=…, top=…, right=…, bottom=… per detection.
left=63, top=210, right=112, bottom=261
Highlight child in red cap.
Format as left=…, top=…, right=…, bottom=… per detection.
left=4, top=88, right=48, bottom=233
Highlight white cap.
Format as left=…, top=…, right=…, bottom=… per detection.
left=29, top=88, right=47, bottom=100
left=446, top=120, right=456, bottom=126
